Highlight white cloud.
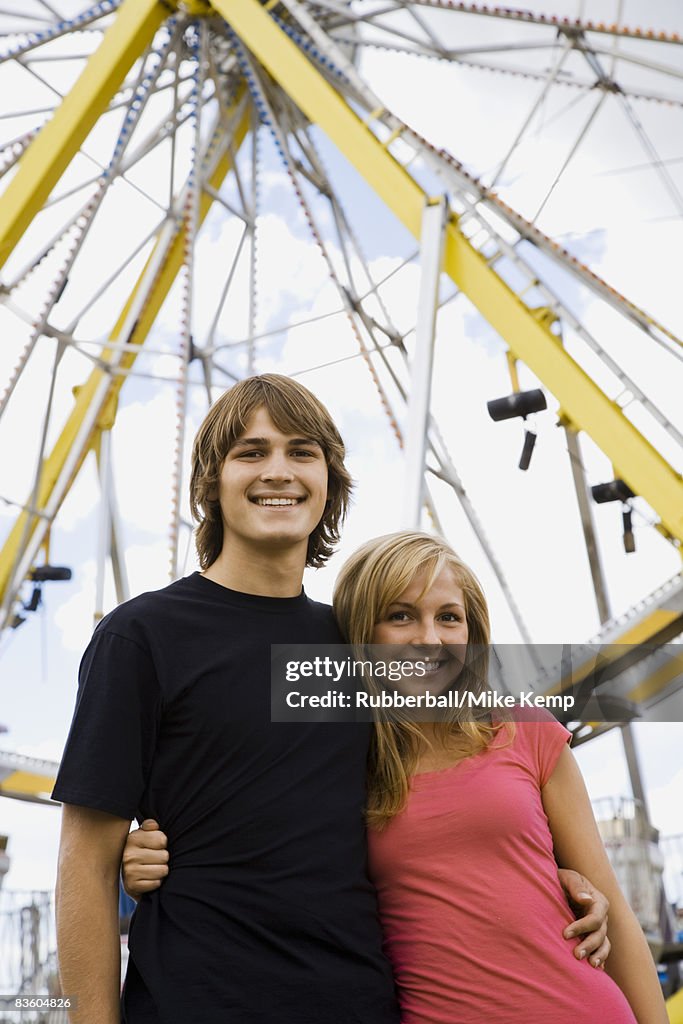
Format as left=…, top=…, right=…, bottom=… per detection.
left=1, top=799, right=60, bottom=892
left=52, top=560, right=97, bottom=652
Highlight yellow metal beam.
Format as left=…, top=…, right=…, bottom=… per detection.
left=546, top=638, right=681, bottom=699
left=0, top=104, right=251, bottom=606
left=0, top=770, right=55, bottom=799
left=215, top=0, right=683, bottom=544
left=0, top=751, right=58, bottom=803
left=667, top=985, right=683, bottom=1024
left=440, top=230, right=683, bottom=542
left=0, top=0, right=168, bottom=270
left=626, top=650, right=683, bottom=705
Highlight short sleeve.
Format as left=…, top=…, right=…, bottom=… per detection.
left=513, top=709, right=571, bottom=788
left=52, top=628, right=162, bottom=820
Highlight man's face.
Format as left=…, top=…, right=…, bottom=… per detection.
left=217, top=406, right=329, bottom=558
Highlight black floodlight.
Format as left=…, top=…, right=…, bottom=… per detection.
left=23, top=587, right=42, bottom=613
left=518, top=430, right=537, bottom=472
left=487, top=389, right=547, bottom=471
left=486, top=388, right=547, bottom=422
left=622, top=509, right=636, bottom=554
left=29, top=565, right=72, bottom=582
left=591, top=480, right=635, bottom=504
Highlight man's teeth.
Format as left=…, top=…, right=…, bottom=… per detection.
left=255, top=498, right=300, bottom=506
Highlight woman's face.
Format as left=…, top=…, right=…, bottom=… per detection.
left=371, top=565, right=469, bottom=697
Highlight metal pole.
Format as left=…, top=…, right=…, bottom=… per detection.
left=403, top=196, right=447, bottom=527
left=564, top=425, right=612, bottom=625
left=94, top=431, right=113, bottom=624
left=621, top=722, right=657, bottom=841
left=107, top=471, right=130, bottom=606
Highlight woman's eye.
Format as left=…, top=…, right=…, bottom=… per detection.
left=386, top=611, right=409, bottom=622
left=440, top=613, right=463, bottom=624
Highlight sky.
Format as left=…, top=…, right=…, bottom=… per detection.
left=0, top=0, right=682, bottom=909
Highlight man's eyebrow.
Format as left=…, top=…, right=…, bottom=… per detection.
left=231, top=437, right=269, bottom=448
left=230, top=436, right=322, bottom=449
left=289, top=437, right=322, bottom=448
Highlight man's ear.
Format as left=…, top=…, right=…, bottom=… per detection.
left=207, top=465, right=225, bottom=503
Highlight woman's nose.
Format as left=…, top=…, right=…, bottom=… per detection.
left=410, top=620, right=442, bottom=647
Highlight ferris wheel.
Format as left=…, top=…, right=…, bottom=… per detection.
left=0, top=0, right=682, bottom=736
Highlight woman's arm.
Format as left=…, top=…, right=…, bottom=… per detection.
left=542, top=745, right=667, bottom=1024
left=121, top=819, right=169, bottom=898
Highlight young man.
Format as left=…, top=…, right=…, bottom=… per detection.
left=53, top=374, right=608, bottom=1023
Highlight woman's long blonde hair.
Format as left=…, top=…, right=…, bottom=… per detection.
left=333, top=531, right=504, bottom=829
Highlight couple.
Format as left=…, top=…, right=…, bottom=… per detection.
left=53, top=374, right=665, bottom=1023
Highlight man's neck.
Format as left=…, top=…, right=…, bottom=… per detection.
left=203, top=540, right=306, bottom=598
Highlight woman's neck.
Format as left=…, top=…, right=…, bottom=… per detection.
left=413, top=724, right=475, bottom=774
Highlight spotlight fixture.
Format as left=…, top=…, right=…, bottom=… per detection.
left=486, top=388, right=547, bottom=471
left=518, top=430, right=537, bottom=472
left=591, top=480, right=635, bottom=504
left=10, top=564, right=75, bottom=628
left=486, top=388, right=547, bottom=422
left=23, top=587, right=42, bottom=613
left=591, top=480, right=637, bottom=554
left=622, top=509, right=635, bottom=554
left=29, top=565, right=72, bottom=582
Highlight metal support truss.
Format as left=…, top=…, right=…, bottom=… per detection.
left=95, top=434, right=130, bottom=608
left=0, top=92, right=251, bottom=621
left=0, top=0, right=167, bottom=269
left=217, top=0, right=683, bottom=546
left=403, top=196, right=447, bottom=527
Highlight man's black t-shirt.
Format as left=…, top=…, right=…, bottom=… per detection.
left=52, top=573, right=399, bottom=1023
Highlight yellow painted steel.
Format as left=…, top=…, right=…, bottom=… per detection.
left=627, top=650, right=683, bottom=705
left=548, top=641, right=682, bottom=698
left=178, top=1, right=213, bottom=14
left=615, top=609, right=681, bottom=646
left=667, top=986, right=683, bottom=1024
left=0, top=0, right=168, bottom=270
left=506, top=352, right=521, bottom=393
left=0, top=770, right=55, bottom=799
left=441, top=228, right=683, bottom=543
left=0, top=104, right=251, bottom=606
left=216, top=0, right=683, bottom=544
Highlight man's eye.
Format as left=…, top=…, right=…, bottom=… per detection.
left=292, top=450, right=316, bottom=458
left=239, top=450, right=263, bottom=458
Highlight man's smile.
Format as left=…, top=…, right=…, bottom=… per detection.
left=249, top=495, right=306, bottom=507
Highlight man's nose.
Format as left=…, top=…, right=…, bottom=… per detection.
left=260, top=452, right=294, bottom=481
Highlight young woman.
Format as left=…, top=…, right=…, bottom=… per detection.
left=122, top=531, right=667, bottom=1023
